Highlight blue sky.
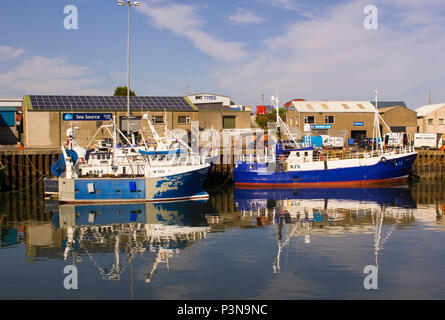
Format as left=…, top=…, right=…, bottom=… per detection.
left=1, top=0, right=444, bottom=109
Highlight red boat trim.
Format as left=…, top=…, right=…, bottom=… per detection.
left=235, top=176, right=409, bottom=189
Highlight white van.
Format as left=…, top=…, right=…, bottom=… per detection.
left=384, top=133, right=410, bottom=148
left=414, top=133, right=437, bottom=149
left=323, top=137, right=344, bottom=148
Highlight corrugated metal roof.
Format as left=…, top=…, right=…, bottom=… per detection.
left=0, top=98, right=22, bottom=107
left=378, top=106, right=400, bottom=113
left=416, top=103, right=445, bottom=117
left=370, top=101, right=407, bottom=109
left=289, top=101, right=376, bottom=113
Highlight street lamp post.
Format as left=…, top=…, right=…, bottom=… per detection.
left=118, top=1, right=141, bottom=138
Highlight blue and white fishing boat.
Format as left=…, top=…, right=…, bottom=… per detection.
left=50, top=114, right=213, bottom=203
left=233, top=92, right=417, bottom=187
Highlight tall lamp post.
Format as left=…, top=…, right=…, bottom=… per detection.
left=118, top=0, right=141, bottom=137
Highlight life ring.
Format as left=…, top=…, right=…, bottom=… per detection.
left=381, top=157, right=387, bottom=164
left=279, top=155, right=285, bottom=161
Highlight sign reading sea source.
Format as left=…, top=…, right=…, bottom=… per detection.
left=63, top=113, right=113, bottom=121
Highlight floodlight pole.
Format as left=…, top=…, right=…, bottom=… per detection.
left=118, top=1, right=141, bottom=138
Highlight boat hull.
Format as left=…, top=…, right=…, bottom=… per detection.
left=233, top=152, right=417, bottom=187
left=58, top=165, right=210, bottom=203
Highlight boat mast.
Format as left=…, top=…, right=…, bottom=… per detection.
left=271, top=95, right=298, bottom=146
left=113, top=116, right=117, bottom=166
left=372, top=89, right=383, bottom=153
left=272, top=95, right=281, bottom=143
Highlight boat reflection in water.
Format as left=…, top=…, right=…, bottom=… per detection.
left=52, top=200, right=210, bottom=288
left=233, top=187, right=417, bottom=274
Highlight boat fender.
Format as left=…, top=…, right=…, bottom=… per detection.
left=381, top=157, right=387, bottom=164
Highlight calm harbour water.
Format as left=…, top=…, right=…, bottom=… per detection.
left=1, top=182, right=445, bottom=300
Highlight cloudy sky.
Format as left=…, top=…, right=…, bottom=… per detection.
left=1, top=0, right=444, bottom=109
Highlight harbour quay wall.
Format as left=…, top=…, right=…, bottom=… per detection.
left=412, top=150, right=445, bottom=180
left=1, top=148, right=445, bottom=191
left=0, top=148, right=59, bottom=191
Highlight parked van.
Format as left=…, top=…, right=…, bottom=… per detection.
left=414, top=133, right=437, bottom=149
left=323, top=137, right=344, bottom=148
left=384, top=133, right=410, bottom=148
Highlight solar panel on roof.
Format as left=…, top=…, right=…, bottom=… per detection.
left=27, top=95, right=193, bottom=111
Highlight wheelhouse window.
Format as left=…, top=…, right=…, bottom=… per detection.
left=428, top=118, right=434, bottom=125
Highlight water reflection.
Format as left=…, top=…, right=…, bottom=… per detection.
left=1, top=182, right=445, bottom=299
left=56, top=201, right=210, bottom=291
left=233, top=187, right=417, bottom=274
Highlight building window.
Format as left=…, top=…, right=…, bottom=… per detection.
left=428, top=118, right=434, bottom=125
left=304, top=116, right=315, bottom=124
left=152, top=116, right=164, bottom=124
left=439, top=118, right=444, bottom=125
left=325, top=116, right=335, bottom=124
left=178, top=115, right=190, bottom=124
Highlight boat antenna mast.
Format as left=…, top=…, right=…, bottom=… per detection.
left=118, top=0, right=141, bottom=144
left=372, top=89, right=393, bottom=153
left=271, top=95, right=282, bottom=143
left=271, top=95, right=298, bottom=146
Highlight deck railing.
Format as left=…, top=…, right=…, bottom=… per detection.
left=240, top=146, right=416, bottom=163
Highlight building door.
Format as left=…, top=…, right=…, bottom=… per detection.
left=223, top=116, right=236, bottom=129
left=351, top=130, right=367, bottom=140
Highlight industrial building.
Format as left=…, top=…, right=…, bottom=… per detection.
left=377, top=105, right=417, bottom=137
left=22, top=95, right=199, bottom=148
left=285, top=100, right=417, bottom=141
left=285, top=101, right=377, bottom=140
left=20, top=94, right=252, bottom=148
left=186, top=93, right=251, bottom=130
left=0, top=98, right=22, bottom=145
left=416, top=103, right=445, bottom=134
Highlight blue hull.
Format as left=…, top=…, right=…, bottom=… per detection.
left=52, top=201, right=209, bottom=228
left=59, top=166, right=210, bottom=203
left=233, top=153, right=417, bottom=186
left=234, top=186, right=416, bottom=211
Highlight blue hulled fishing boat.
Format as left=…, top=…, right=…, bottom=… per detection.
left=50, top=113, right=214, bottom=203
left=233, top=93, right=417, bottom=187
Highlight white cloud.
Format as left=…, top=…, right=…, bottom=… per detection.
left=215, top=0, right=445, bottom=108
left=0, top=54, right=106, bottom=96
left=0, top=45, right=25, bottom=62
left=228, top=8, right=265, bottom=24
left=137, top=2, right=249, bottom=63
